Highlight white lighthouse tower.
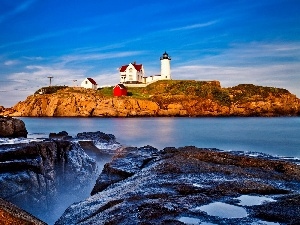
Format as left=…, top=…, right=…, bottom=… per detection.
left=160, top=51, right=171, bottom=80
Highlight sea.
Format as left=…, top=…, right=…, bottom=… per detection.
left=2, top=117, right=300, bottom=224
left=22, top=117, right=300, bottom=158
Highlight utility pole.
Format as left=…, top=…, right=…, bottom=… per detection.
left=73, top=79, right=77, bottom=87
left=47, top=76, right=53, bottom=86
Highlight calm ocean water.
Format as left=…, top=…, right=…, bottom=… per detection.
left=22, top=117, right=300, bottom=158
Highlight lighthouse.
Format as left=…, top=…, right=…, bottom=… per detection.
left=160, top=51, right=171, bottom=80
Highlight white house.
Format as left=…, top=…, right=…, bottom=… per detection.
left=119, top=52, right=171, bottom=85
left=81, top=78, right=97, bottom=90
left=119, top=62, right=145, bottom=84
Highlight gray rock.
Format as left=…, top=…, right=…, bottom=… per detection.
left=55, top=146, right=300, bottom=225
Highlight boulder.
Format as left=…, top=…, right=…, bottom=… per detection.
left=56, top=146, right=300, bottom=225
left=0, top=117, right=28, bottom=138
left=49, top=130, right=72, bottom=139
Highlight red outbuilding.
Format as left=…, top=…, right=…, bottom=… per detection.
left=113, top=84, right=127, bottom=97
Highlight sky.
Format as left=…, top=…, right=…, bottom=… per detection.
left=0, top=0, right=299, bottom=107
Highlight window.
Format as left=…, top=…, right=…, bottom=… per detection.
left=85, top=81, right=88, bottom=84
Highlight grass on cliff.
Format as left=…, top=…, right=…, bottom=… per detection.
left=144, top=80, right=232, bottom=106
left=229, top=84, right=290, bottom=103
left=34, top=86, right=67, bottom=94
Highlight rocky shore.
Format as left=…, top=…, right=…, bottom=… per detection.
left=1, top=81, right=299, bottom=117
left=56, top=146, right=300, bottom=225
left=1, top=117, right=300, bottom=224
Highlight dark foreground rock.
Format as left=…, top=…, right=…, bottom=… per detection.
left=56, top=146, right=300, bottom=225
left=0, top=139, right=97, bottom=221
left=0, top=197, right=46, bottom=225
left=0, top=117, right=27, bottom=138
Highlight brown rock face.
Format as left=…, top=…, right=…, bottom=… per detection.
left=0, top=117, right=28, bottom=138
left=0, top=198, right=46, bottom=225
left=4, top=89, right=160, bottom=117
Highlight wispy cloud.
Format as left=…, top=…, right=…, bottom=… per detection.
left=4, top=60, right=19, bottom=66
left=22, top=56, right=44, bottom=61
left=169, top=20, right=218, bottom=32
left=60, top=51, right=145, bottom=65
left=0, top=0, right=36, bottom=24
left=0, top=25, right=99, bottom=49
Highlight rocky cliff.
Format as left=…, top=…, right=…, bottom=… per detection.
left=55, top=146, right=300, bottom=225
left=1, top=80, right=300, bottom=117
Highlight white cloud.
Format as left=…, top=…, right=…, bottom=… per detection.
left=23, top=56, right=44, bottom=61
left=12, top=65, right=86, bottom=86
left=4, top=60, right=19, bottom=66
left=93, top=72, right=120, bottom=87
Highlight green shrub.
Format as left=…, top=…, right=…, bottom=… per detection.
left=35, top=86, right=67, bottom=94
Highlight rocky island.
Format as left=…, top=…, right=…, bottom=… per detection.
left=1, top=80, right=299, bottom=117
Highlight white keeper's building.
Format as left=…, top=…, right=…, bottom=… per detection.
left=119, top=52, right=171, bottom=84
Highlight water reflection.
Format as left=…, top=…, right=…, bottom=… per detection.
left=196, top=202, right=248, bottom=218
left=110, top=118, right=176, bottom=147
left=235, top=195, right=276, bottom=206
left=22, top=117, right=300, bottom=157
left=178, top=216, right=201, bottom=224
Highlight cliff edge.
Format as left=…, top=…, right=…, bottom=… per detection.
left=1, top=80, right=299, bottom=117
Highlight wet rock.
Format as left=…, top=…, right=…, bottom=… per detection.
left=56, top=146, right=300, bottom=225
left=91, top=145, right=159, bottom=195
left=0, top=139, right=97, bottom=215
left=0, top=117, right=27, bottom=138
left=49, top=130, right=71, bottom=139
left=76, top=131, right=116, bottom=143
left=76, top=131, right=121, bottom=155
left=251, top=194, right=300, bottom=224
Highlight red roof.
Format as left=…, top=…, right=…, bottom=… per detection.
left=87, top=78, right=97, bottom=85
left=119, top=65, right=128, bottom=72
left=113, top=84, right=127, bottom=89
left=119, top=63, right=143, bottom=72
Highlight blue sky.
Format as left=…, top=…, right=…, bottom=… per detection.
left=0, top=0, right=299, bottom=107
